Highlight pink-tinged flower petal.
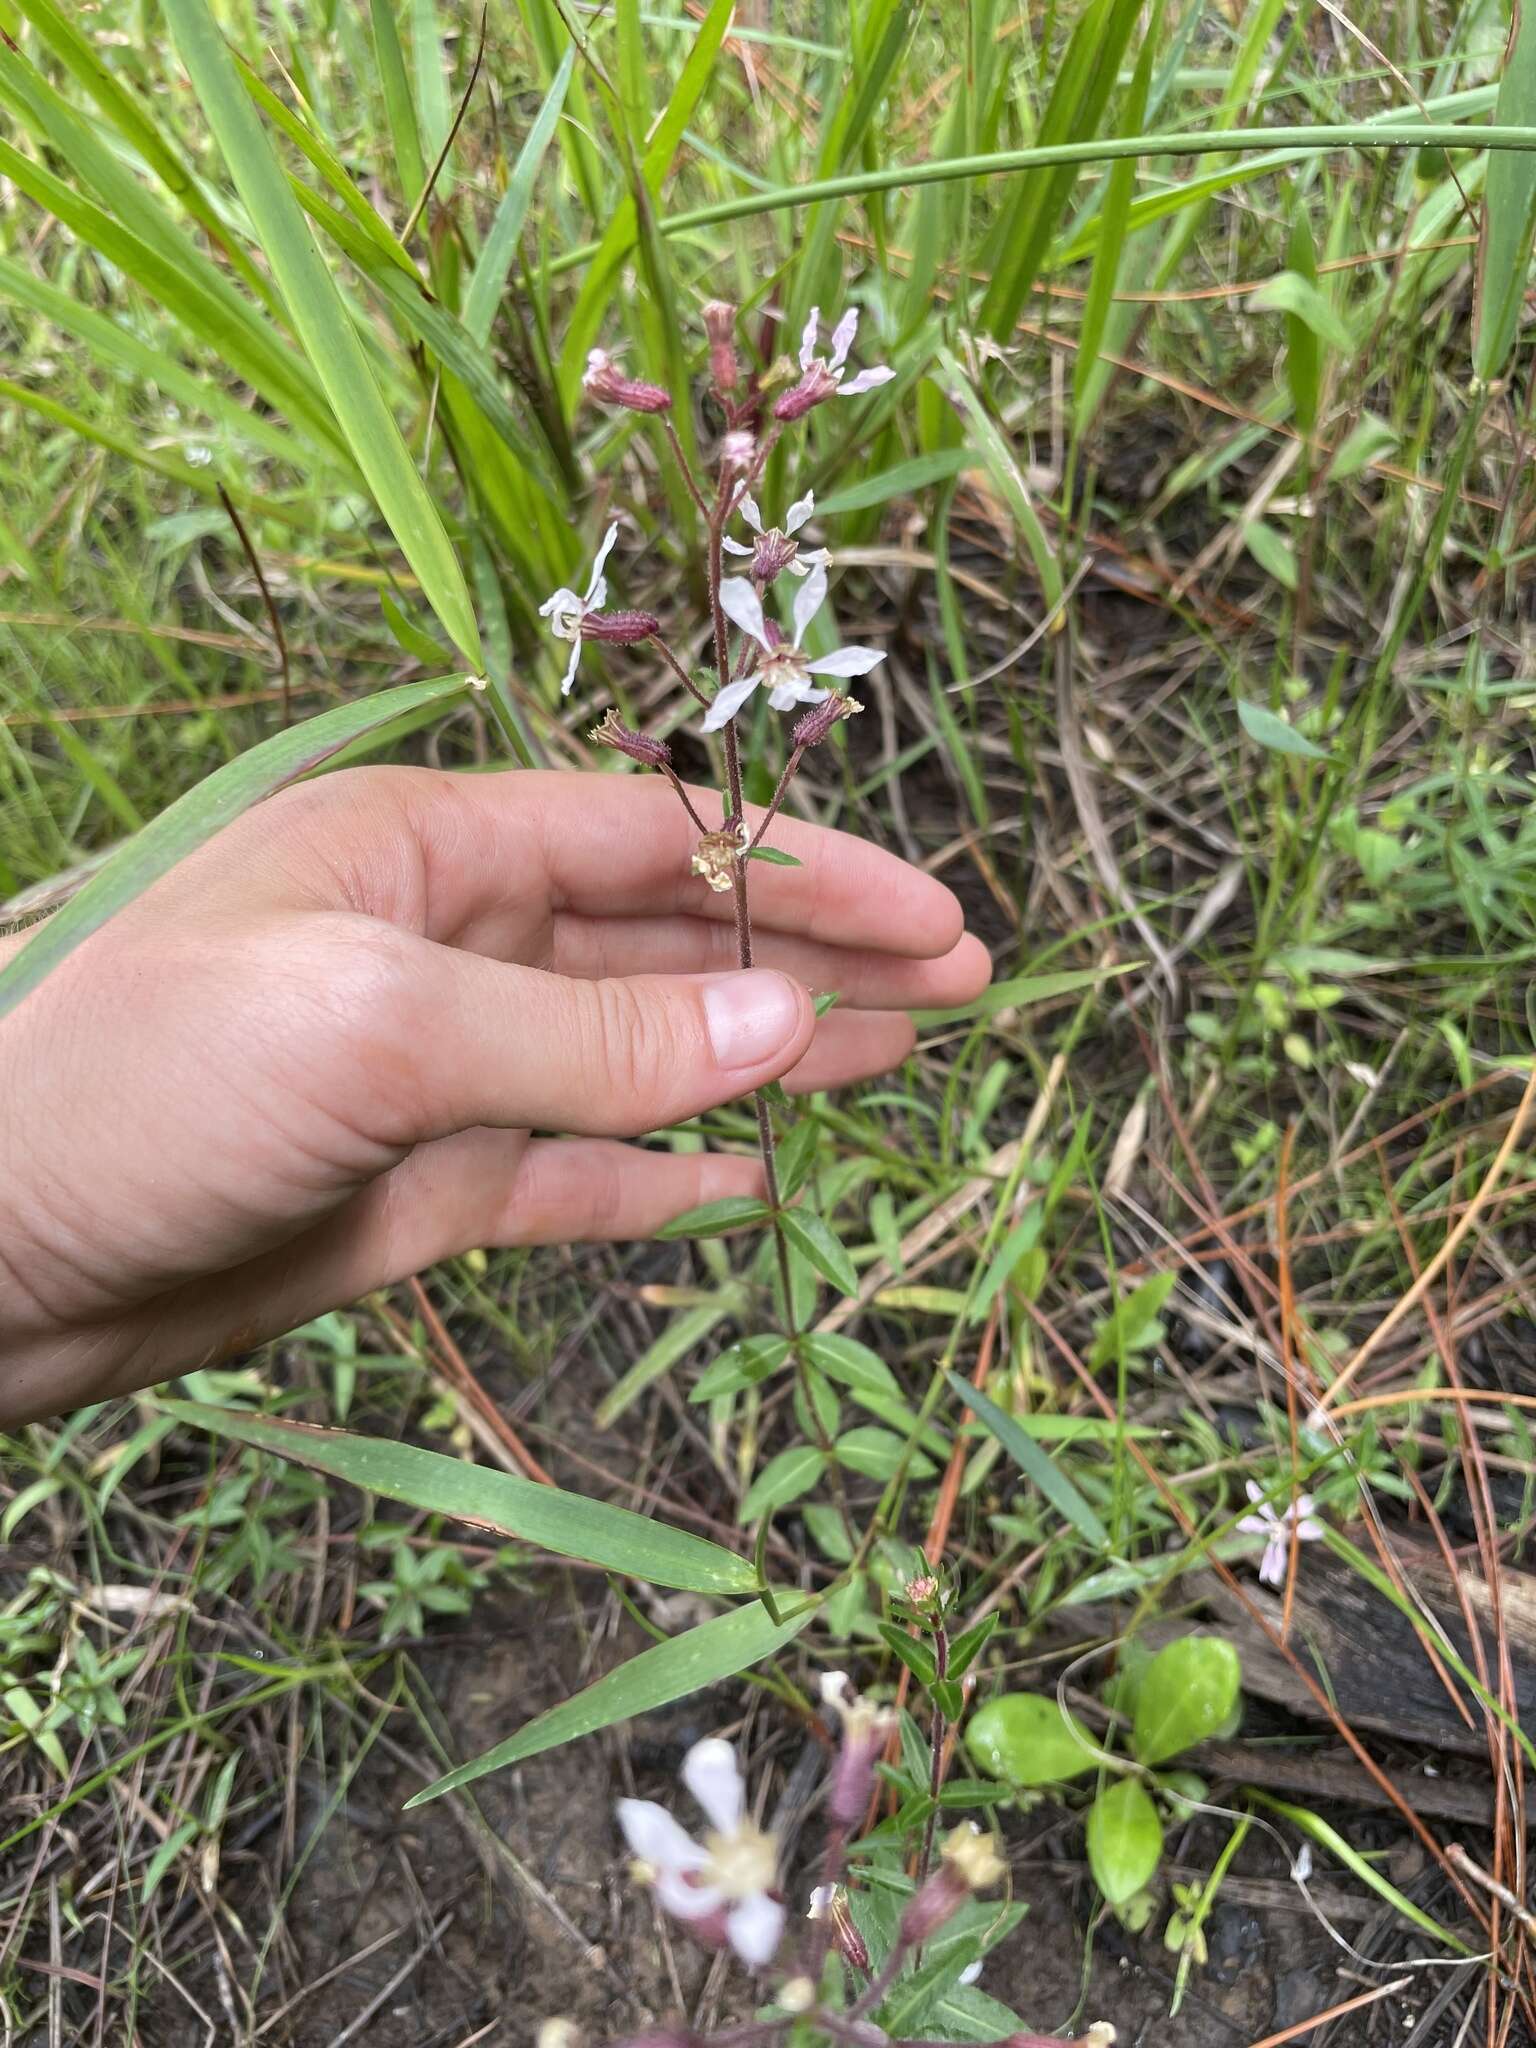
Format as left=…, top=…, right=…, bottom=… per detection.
left=560, top=635, right=581, bottom=695
left=838, top=365, right=896, bottom=397
left=719, top=576, right=771, bottom=651
left=722, top=535, right=752, bottom=556
left=682, top=1738, right=744, bottom=1835
left=785, top=490, right=815, bottom=535
left=1293, top=1494, right=1316, bottom=1522
left=789, top=547, right=831, bottom=576
left=828, top=306, right=859, bottom=369
left=702, top=671, right=762, bottom=734
left=799, top=307, right=821, bottom=372
left=1244, top=1479, right=1268, bottom=1507
left=1236, top=1513, right=1274, bottom=1538
left=1297, top=1517, right=1326, bottom=1542
left=615, top=1798, right=707, bottom=1872
left=538, top=585, right=582, bottom=626
left=654, top=1866, right=725, bottom=1923
left=768, top=679, right=829, bottom=712
left=739, top=494, right=764, bottom=535
left=805, top=644, right=884, bottom=677
left=1258, top=1535, right=1287, bottom=1588
left=790, top=559, right=828, bottom=647
left=586, top=521, right=621, bottom=605
left=726, top=1892, right=785, bottom=1967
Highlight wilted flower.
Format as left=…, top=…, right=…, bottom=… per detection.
left=900, top=1825, right=1005, bottom=1946
left=793, top=694, right=863, bottom=751
left=1237, top=1481, right=1324, bottom=1588
left=703, top=300, right=741, bottom=396
left=821, top=1671, right=897, bottom=1828
left=722, top=491, right=828, bottom=584
left=902, top=1572, right=940, bottom=1608
left=616, top=1736, right=784, bottom=1966
left=690, top=825, right=744, bottom=894
left=589, top=707, right=672, bottom=769
left=707, top=562, right=884, bottom=733
left=807, top=1883, right=870, bottom=1970
left=774, top=306, right=894, bottom=421
left=583, top=348, right=672, bottom=414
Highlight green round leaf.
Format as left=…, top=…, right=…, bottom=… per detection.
left=1086, top=1776, right=1163, bottom=1906
left=965, top=1691, right=1098, bottom=1787
left=1131, top=1636, right=1242, bottom=1766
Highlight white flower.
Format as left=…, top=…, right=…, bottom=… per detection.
left=774, top=307, right=895, bottom=418
left=616, top=1737, right=784, bottom=1967
left=537, top=523, right=619, bottom=695
left=1237, top=1481, right=1324, bottom=1588
left=722, top=491, right=829, bottom=577
left=706, top=561, right=884, bottom=734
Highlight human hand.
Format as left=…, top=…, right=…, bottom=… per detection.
left=0, top=766, right=989, bottom=1425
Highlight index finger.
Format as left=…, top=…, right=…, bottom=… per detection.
left=221, top=766, right=970, bottom=962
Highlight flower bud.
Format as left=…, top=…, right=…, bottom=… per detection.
left=702, top=300, right=741, bottom=395
left=780, top=1977, right=817, bottom=2015
left=792, top=695, right=862, bottom=751
left=903, top=1572, right=940, bottom=1608
left=589, top=707, right=672, bottom=768
left=584, top=348, right=672, bottom=414
left=537, top=2022, right=582, bottom=2048
left=773, top=362, right=838, bottom=421
left=578, top=608, right=661, bottom=645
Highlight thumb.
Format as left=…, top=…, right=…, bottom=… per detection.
left=383, top=943, right=817, bottom=1140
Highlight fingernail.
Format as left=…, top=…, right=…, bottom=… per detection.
left=702, top=972, right=803, bottom=1071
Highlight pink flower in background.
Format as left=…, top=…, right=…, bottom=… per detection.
left=1237, top=1482, right=1324, bottom=1587
left=774, top=306, right=894, bottom=419
left=616, top=1738, right=784, bottom=1966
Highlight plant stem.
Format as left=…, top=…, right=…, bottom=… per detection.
left=915, top=1621, right=950, bottom=1906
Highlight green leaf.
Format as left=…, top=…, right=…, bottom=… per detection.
left=934, top=346, right=1062, bottom=610
left=801, top=1333, right=902, bottom=1403
left=813, top=449, right=973, bottom=518
left=738, top=1446, right=826, bottom=1523
left=745, top=845, right=803, bottom=868
left=158, top=1402, right=757, bottom=1597
left=1088, top=1271, right=1178, bottom=1368
left=161, top=0, right=482, bottom=664
left=945, top=1373, right=1108, bottom=1548
left=0, top=679, right=469, bottom=1026
left=1247, top=1793, right=1473, bottom=1955
left=773, top=1119, right=821, bottom=1203
left=1247, top=270, right=1354, bottom=354
left=1475, top=0, right=1536, bottom=382
left=1244, top=519, right=1298, bottom=592
left=1236, top=699, right=1332, bottom=761
left=914, top=965, right=1126, bottom=1027
left=965, top=1691, right=1098, bottom=1786
left=1131, top=1636, right=1242, bottom=1766
left=595, top=1296, right=741, bottom=1428
left=406, top=1597, right=815, bottom=1805
left=781, top=1211, right=859, bottom=1297
left=834, top=1426, right=931, bottom=1481
left=463, top=45, right=575, bottom=346
left=1074, top=7, right=1160, bottom=428
left=878, top=1622, right=937, bottom=1685
left=945, top=1611, right=999, bottom=1681
left=656, top=1197, right=772, bottom=1240
left=1086, top=1776, right=1164, bottom=1905
left=690, top=1336, right=793, bottom=1402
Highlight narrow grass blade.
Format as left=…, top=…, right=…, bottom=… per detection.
left=370, top=0, right=426, bottom=208
left=159, top=1402, right=759, bottom=1598
left=933, top=346, right=1062, bottom=610
left=595, top=1294, right=745, bottom=1429
left=1475, top=0, right=1536, bottom=380
left=1074, top=5, right=1159, bottom=428
left=914, top=964, right=1126, bottom=1026
left=162, top=0, right=483, bottom=665
left=558, top=0, right=735, bottom=394
left=463, top=44, right=574, bottom=347
left=0, top=678, right=470, bottom=1024
left=405, top=1597, right=815, bottom=1804
left=945, top=1372, right=1108, bottom=1548
left=1248, top=1794, right=1473, bottom=1954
